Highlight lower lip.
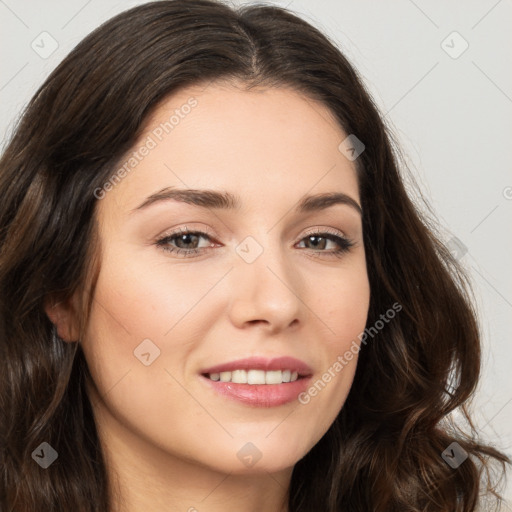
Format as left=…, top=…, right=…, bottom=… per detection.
left=199, top=374, right=312, bottom=407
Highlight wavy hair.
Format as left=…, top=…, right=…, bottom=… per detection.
left=0, top=1, right=509, bottom=510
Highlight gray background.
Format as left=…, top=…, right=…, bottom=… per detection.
left=1, top=0, right=510, bottom=505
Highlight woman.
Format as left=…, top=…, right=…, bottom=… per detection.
left=0, top=1, right=509, bottom=510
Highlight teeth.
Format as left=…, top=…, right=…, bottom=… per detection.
left=248, top=369, right=266, bottom=384
left=207, top=369, right=300, bottom=384
left=265, top=370, right=282, bottom=385
left=232, top=369, right=247, bottom=383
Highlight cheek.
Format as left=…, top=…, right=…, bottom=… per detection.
left=298, top=262, right=369, bottom=420
left=87, top=246, right=222, bottom=340
left=79, top=264, right=201, bottom=450
left=314, top=259, right=370, bottom=348
left=80, top=248, right=230, bottom=400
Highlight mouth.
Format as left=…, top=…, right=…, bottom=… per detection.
left=198, top=356, right=313, bottom=407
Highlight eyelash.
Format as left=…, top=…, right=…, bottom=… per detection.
left=155, top=227, right=355, bottom=259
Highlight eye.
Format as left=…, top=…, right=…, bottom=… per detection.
left=296, top=229, right=354, bottom=258
left=155, top=227, right=215, bottom=257
left=154, top=227, right=355, bottom=258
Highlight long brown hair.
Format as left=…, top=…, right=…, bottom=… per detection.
left=0, top=1, right=509, bottom=510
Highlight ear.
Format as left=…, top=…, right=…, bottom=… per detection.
left=44, top=293, right=81, bottom=342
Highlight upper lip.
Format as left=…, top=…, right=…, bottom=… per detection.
left=201, top=356, right=313, bottom=377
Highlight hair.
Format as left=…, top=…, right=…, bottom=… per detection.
left=0, top=0, right=509, bottom=510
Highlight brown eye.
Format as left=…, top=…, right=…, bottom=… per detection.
left=297, top=232, right=354, bottom=257
left=156, top=230, right=214, bottom=257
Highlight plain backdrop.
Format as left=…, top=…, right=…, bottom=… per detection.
left=1, top=0, right=511, bottom=505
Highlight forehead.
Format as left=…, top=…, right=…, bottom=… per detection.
left=98, top=83, right=360, bottom=218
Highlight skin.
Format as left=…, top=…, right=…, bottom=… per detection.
left=46, top=82, right=370, bottom=512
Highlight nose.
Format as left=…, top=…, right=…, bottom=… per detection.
left=227, top=239, right=303, bottom=333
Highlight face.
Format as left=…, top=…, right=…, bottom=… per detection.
left=76, top=83, right=370, bottom=476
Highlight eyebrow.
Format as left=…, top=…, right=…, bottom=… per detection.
left=130, top=187, right=362, bottom=216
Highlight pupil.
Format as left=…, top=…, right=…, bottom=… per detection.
left=309, top=236, right=325, bottom=249
left=178, top=233, right=197, bottom=248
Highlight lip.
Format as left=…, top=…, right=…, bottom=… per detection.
left=200, top=356, right=313, bottom=377
left=199, top=374, right=312, bottom=407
